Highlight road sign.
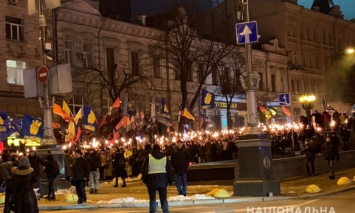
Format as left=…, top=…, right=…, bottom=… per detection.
left=235, top=21, right=259, bottom=45
left=37, top=65, right=49, bottom=83
left=279, top=93, right=290, bottom=106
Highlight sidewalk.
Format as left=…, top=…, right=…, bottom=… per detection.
left=34, top=168, right=355, bottom=210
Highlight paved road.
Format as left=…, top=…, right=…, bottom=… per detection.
left=39, top=189, right=355, bottom=213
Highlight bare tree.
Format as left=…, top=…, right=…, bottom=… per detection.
left=73, top=55, right=151, bottom=104
left=217, top=48, right=245, bottom=129
left=149, top=7, right=235, bottom=131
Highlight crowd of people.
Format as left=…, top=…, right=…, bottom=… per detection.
left=0, top=115, right=353, bottom=212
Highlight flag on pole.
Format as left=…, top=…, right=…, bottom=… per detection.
left=182, top=107, right=195, bottom=121
left=259, top=106, right=271, bottom=119
left=74, top=108, right=82, bottom=126
left=73, top=126, right=81, bottom=144
left=108, top=97, right=121, bottom=119
left=109, top=131, right=120, bottom=144
left=0, top=112, right=17, bottom=141
left=201, top=89, right=215, bottom=109
left=115, top=115, right=129, bottom=135
left=281, top=106, right=291, bottom=117
left=161, top=98, right=171, bottom=122
left=20, top=114, right=44, bottom=142
left=199, top=113, right=206, bottom=129
left=83, top=105, right=98, bottom=132
left=151, top=97, right=156, bottom=120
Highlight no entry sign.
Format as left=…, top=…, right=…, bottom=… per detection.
left=38, top=65, right=49, bottom=83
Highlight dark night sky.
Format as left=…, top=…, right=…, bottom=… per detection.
left=298, top=0, right=355, bottom=20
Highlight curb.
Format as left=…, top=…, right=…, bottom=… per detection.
left=38, top=185, right=355, bottom=211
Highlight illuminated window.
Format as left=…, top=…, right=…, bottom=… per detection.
left=6, top=60, right=26, bottom=85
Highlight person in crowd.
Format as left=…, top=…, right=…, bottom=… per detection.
left=204, top=139, right=212, bottom=162
left=28, top=150, right=44, bottom=198
left=142, top=144, right=173, bottom=213
left=11, top=157, right=39, bottom=213
left=99, top=150, right=107, bottom=180
left=1, top=153, right=19, bottom=213
left=171, top=140, right=190, bottom=196
left=112, top=148, right=127, bottom=187
left=43, top=154, right=59, bottom=200
left=64, top=149, right=74, bottom=182
left=19, top=140, right=26, bottom=154
left=132, top=145, right=143, bottom=176
left=123, top=146, right=133, bottom=177
left=303, top=138, right=316, bottom=176
left=340, top=126, right=350, bottom=151
left=103, top=150, right=113, bottom=180
left=83, top=150, right=90, bottom=186
left=88, top=149, right=101, bottom=194
left=1, top=149, right=10, bottom=163
left=321, top=136, right=338, bottom=179
left=71, top=149, right=90, bottom=205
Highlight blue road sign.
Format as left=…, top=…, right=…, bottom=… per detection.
left=279, top=93, right=290, bottom=106
left=235, top=21, right=258, bottom=45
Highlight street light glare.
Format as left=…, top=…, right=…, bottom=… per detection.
left=346, top=48, right=354, bottom=54
left=299, top=94, right=316, bottom=103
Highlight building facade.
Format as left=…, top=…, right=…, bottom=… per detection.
left=200, top=0, right=355, bottom=120
left=0, top=0, right=292, bottom=142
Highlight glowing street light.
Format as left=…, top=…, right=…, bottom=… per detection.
left=299, top=94, right=316, bottom=129
left=345, top=47, right=354, bottom=54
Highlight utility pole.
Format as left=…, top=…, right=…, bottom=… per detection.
left=233, top=0, right=280, bottom=197
left=38, top=0, right=55, bottom=144
left=239, top=0, right=259, bottom=134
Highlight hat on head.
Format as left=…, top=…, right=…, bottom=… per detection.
left=177, top=140, right=183, bottom=143
left=9, top=153, right=18, bottom=160
left=19, top=157, right=30, bottom=167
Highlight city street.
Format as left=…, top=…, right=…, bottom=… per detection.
left=39, top=189, right=355, bottom=213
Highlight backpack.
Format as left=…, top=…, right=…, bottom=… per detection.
left=0, top=161, right=14, bottom=181
left=51, top=161, right=60, bottom=176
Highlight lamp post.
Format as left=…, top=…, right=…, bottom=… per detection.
left=299, top=94, right=316, bottom=129
left=233, top=0, right=280, bottom=197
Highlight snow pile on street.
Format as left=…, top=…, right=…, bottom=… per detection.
left=168, top=194, right=215, bottom=201
left=55, top=188, right=73, bottom=195
left=97, top=197, right=148, bottom=204
left=97, top=194, right=215, bottom=204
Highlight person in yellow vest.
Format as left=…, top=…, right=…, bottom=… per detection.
left=142, top=144, right=173, bottom=213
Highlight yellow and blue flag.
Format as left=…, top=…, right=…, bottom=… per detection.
left=161, top=98, right=171, bottom=122
left=0, top=112, right=17, bottom=141
left=20, top=114, right=44, bottom=142
left=83, top=105, right=98, bottom=132
left=201, top=89, right=215, bottom=109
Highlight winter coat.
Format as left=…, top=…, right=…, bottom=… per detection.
left=43, top=158, right=59, bottom=179
left=112, top=152, right=127, bottom=178
left=88, top=151, right=101, bottom=171
left=28, top=153, right=42, bottom=176
left=64, top=153, right=74, bottom=177
left=11, top=166, right=39, bottom=213
left=141, top=150, right=173, bottom=189
left=71, top=157, right=90, bottom=181
left=171, top=146, right=190, bottom=174
left=303, top=143, right=316, bottom=158
left=321, top=142, right=337, bottom=161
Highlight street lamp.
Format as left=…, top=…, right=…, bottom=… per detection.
left=345, top=47, right=354, bottom=55
left=299, top=94, right=316, bottom=129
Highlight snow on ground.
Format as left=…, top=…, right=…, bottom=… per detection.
left=97, top=194, right=215, bottom=204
